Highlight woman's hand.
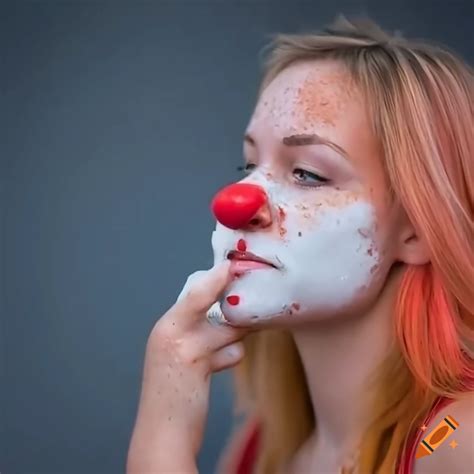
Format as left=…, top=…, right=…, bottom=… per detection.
left=127, top=261, right=247, bottom=473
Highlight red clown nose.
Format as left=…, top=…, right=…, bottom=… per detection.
left=211, top=183, right=268, bottom=230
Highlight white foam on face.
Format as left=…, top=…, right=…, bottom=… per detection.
left=211, top=172, right=380, bottom=325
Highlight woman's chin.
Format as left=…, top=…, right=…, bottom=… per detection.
left=221, top=307, right=295, bottom=329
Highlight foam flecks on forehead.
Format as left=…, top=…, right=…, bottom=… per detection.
left=251, top=61, right=357, bottom=135
left=295, top=69, right=356, bottom=128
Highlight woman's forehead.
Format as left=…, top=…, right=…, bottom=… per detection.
left=248, top=60, right=362, bottom=138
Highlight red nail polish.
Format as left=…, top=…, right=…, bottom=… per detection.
left=226, top=295, right=240, bottom=306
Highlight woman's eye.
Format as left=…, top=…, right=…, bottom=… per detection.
left=293, top=168, right=329, bottom=186
left=236, top=163, right=256, bottom=174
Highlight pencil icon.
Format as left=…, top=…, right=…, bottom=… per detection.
left=416, top=415, right=459, bottom=459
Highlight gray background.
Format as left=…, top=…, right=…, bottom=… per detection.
left=1, top=1, right=472, bottom=473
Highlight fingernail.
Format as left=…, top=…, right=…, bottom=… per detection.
left=226, top=343, right=242, bottom=358
left=226, top=295, right=240, bottom=305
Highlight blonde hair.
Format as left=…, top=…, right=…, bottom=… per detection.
left=234, top=15, right=474, bottom=473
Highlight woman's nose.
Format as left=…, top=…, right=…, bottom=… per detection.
left=211, top=183, right=272, bottom=231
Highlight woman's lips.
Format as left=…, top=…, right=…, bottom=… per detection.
left=226, top=250, right=276, bottom=274
left=229, top=259, right=273, bottom=273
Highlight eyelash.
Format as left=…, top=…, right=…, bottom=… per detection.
left=236, top=163, right=330, bottom=187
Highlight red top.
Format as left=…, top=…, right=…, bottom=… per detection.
left=235, top=419, right=261, bottom=474
left=230, top=396, right=455, bottom=474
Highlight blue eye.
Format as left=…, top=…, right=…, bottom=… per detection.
left=236, top=164, right=329, bottom=187
left=293, top=168, right=329, bottom=186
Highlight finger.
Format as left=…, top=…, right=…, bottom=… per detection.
left=174, top=260, right=232, bottom=316
left=209, top=341, right=245, bottom=373
left=179, top=308, right=253, bottom=363
left=175, top=270, right=207, bottom=304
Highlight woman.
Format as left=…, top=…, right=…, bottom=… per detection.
left=127, top=16, right=473, bottom=473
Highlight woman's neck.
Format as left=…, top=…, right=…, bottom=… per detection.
left=290, top=266, right=404, bottom=467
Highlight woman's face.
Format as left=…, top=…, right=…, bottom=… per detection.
left=211, top=60, right=404, bottom=328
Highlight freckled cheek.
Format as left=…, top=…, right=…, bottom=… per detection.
left=295, top=212, right=319, bottom=232
left=357, top=231, right=390, bottom=284
left=362, top=215, right=392, bottom=260
left=290, top=192, right=364, bottom=227
left=367, top=180, right=392, bottom=209
left=290, top=202, right=326, bottom=231
left=363, top=193, right=394, bottom=234
left=353, top=255, right=387, bottom=300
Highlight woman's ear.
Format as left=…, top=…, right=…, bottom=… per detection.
left=395, top=217, right=431, bottom=265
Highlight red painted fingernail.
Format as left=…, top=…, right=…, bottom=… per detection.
left=237, top=239, right=247, bottom=251
left=226, top=295, right=240, bottom=305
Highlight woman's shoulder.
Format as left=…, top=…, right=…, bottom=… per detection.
left=412, top=392, right=474, bottom=474
left=216, top=415, right=260, bottom=474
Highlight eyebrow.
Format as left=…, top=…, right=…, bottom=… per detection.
left=244, top=132, right=350, bottom=161
left=284, top=133, right=351, bottom=161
